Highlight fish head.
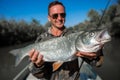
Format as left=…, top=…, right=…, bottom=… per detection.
left=76, top=29, right=111, bottom=52
left=95, top=29, right=111, bottom=44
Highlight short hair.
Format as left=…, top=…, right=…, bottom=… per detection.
left=48, top=1, right=65, bottom=15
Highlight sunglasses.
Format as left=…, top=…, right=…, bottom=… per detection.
left=50, top=13, right=66, bottom=19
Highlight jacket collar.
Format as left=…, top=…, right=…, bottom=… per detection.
left=48, top=27, right=67, bottom=37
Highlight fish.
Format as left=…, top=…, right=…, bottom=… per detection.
left=10, top=29, right=111, bottom=71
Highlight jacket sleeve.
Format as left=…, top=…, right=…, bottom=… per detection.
left=28, top=63, right=45, bottom=78
left=29, top=62, right=53, bottom=79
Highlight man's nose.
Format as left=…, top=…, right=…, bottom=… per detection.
left=57, top=14, right=62, bottom=20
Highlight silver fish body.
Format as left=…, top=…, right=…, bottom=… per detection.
left=10, top=29, right=111, bottom=66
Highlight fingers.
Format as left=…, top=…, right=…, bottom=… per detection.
left=28, top=49, right=44, bottom=67
left=75, top=51, right=97, bottom=59
left=75, top=52, right=84, bottom=57
left=35, top=55, right=44, bottom=67
left=29, top=49, right=35, bottom=58
left=31, top=49, right=39, bottom=62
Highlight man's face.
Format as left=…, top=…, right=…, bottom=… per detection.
left=48, top=5, right=66, bottom=29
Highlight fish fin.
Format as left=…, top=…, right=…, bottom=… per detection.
left=52, top=61, right=63, bottom=72
left=9, top=49, right=20, bottom=56
left=9, top=49, right=20, bottom=66
left=9, top=49, right=24, bottom=67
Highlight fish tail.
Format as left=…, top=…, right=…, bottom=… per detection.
left=9, top=49, right=20, bottom=56
left=9, top=49, right=22, bottom=66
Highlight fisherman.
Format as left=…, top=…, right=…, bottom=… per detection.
left=28, top=1, right=103, bottom=80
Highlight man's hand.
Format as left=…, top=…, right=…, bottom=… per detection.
left=28, top=49, right=44, bottom=67
left=75, top=51, right=97, bottom=60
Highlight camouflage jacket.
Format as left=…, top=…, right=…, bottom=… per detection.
left=28, top=27, right=103, bottom=80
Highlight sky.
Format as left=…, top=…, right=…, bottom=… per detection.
left=0, top=0, right=117, bottom=27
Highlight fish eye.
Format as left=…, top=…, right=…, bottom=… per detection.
left=89, top=32, right=95, bottom=37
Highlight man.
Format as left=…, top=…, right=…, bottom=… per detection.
left=28, top=1, right=103, bottom=80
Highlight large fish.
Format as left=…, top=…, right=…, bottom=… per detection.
left=10, top=29, right=111, bottom=71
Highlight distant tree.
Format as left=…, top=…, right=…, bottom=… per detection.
left=73, top=22, right=89, bottom=31
left=44, top=21, right=51, bottom=30
left=31, top=18, right=40, bottom=27
left=88, top=9, right=100, bottom=24
left=117, top=0, right=120, bottom=4
left=110, top=1, right=120, bottom=37
left=0, top=18, right=45, bottom=47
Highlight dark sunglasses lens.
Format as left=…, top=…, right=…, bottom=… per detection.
left=52, top=14, right=58, bottom=19
left=60, top=13, right=66, bottom=18
left=52, top=13, right=66, bottom=19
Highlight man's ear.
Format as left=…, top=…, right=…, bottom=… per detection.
left=48, top=16, right=51, bottom=22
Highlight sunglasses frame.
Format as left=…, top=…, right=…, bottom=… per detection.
left=49, top=13, right=66, bottom=19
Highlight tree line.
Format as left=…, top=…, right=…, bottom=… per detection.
left=0, top=0, right=120, bottom=47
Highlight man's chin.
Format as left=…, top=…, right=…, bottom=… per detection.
left=56, top=25, right=64, bottom=28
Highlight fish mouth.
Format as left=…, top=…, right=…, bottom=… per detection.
left=96, top=30, right=111, bottom=43
left=94, top=43, right=103, bottom=49
left=97, top=38, right=111, bottom=44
